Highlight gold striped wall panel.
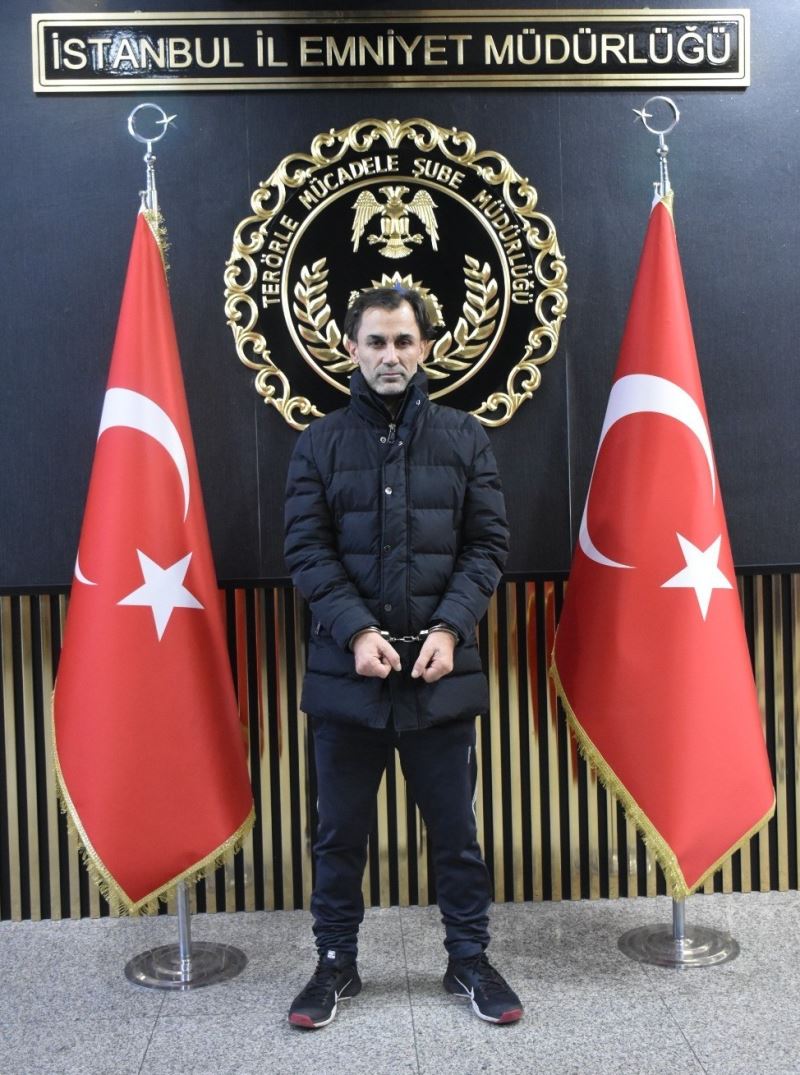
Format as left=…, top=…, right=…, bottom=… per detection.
left=0, top=575, right=797, bottom=920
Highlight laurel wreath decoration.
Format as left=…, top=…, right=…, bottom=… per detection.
left=471, top=290, right=567, bottom=427
left=424, top=256, right=499, bottom=382
left=292, top=260, right=354, bottom=373
left=225, top=117, right=567, bottom=429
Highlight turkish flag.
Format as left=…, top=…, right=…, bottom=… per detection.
left=551, top=195, right=774, bottom=896
left=54, top=213, right=254, bottom=912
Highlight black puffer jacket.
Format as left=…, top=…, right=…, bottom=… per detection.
left=284, top=369, right=509, bottom=730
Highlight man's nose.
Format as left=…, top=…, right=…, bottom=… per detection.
left=383, top=344, right=399, bottom=364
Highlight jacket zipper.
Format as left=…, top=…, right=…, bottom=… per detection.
left=387, top=422, right=396, bottom=443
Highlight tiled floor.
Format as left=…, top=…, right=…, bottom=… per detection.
left=2, top=891, right=799, bottom=1074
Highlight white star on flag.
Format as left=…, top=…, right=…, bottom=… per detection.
left=118, top=550, right=204, bottom=640
left=661, top=533, right=733, bottom=620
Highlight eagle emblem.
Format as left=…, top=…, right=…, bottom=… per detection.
left=351, top=185, right=439, bottom=259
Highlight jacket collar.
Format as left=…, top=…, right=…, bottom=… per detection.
left=349, top=368, right=430, bottom=431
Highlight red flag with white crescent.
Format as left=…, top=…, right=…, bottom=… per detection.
left=54, top=213, right=254, bottom=912
left=551, top=194, right=774, bottom=896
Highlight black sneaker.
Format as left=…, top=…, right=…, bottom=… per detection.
left=443, top=953, right=523, bottom=1024
left=288, top=957, right=362, bottom=1029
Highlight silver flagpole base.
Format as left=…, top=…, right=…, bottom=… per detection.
left=124, top=940, right=247, bottom=990
left=124, top=881, right=247, bottom=990
left=618, top=897, right=740, bottom=968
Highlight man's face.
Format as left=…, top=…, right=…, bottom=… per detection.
left=347, top=301, right=432, bottom=396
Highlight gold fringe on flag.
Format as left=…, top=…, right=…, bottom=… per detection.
left=51, top=698, right=255, bottom=916
left=549, top=658, right=775, bottom=899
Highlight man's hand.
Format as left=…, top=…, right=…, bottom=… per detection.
left=352, top=630, right=402, bottom=678
left=411, top=630, right=456, bottom=683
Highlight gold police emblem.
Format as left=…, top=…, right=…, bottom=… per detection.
left=225, top=118, right=567, bottom=429
left=352, top=186, right=439, bottom=258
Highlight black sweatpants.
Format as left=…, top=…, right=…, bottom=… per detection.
left=309, top=715, right=492, bottom=964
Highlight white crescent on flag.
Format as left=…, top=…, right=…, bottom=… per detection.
left=579, top=373, right=716, bottom=570
left=74, top=387, right=191, bottom=586
left=74, top=553, right=97, bottom=586
left=98, top=388, right=190, bottom=519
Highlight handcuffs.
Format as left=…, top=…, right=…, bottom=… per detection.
left=350, top=624, right=458, bottom=647
left=380, top=628, right=433, bottom=644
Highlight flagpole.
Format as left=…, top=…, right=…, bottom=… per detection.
left=614, top=98, right=739, bottom=967
left=631, top=94, right=680, bottom=199
left=125, top=881, right=248, bottom=990
left=126, top=101, right=174, bottom=218
left=118, top=105, right=248, bottom=990
left=618, top=895, right=740, bottom=968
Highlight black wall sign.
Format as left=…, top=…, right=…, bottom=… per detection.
left=32, top=9, right=749, bottom=92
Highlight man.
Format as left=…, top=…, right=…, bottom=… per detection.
left=284, top=285, right=521, bottom=1028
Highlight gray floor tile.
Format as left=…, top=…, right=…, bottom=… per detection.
left=0, top=1015, right=157, bottom=1075
left=139, top=1007, right=419, bottom=1075
left=3, top=893, right=800, bottom=1075
left=0, top=918, right=168, bottom=1022
left=411, top=1004, right=705, bottom=1075
left=660, top=987, right=800, bottom=1075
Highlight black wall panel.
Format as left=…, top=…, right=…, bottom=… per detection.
left=2, top=0, right=798, bottom=589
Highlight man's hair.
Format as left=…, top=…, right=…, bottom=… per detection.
left=343, top=286, right=437, bottom=344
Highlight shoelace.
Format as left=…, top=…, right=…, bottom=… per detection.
left=300, top=963, right=345, bottom=1002
left=462, top=955, right=510, bottom=996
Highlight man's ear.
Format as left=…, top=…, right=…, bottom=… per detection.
left=421, top=338, right=433, bottom=362
left=346, top=335, right=358, bottom=362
